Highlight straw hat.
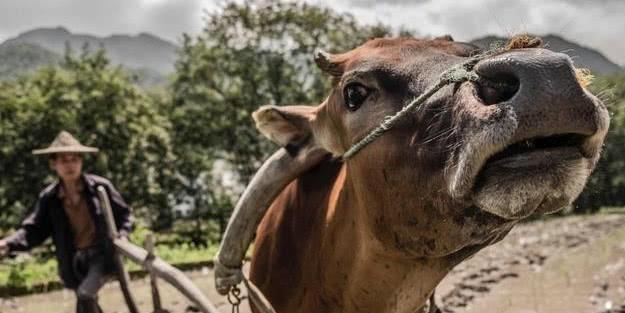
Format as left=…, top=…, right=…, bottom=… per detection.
left=32, top=131, right=99, bottom=155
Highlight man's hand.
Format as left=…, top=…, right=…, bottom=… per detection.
left=0, top=240, right=9, bottom=258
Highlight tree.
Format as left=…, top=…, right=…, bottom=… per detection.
left=575, top=74, right=625, bottom=212
left=168, top=1, right=395, bottom=239
left=0, top=47, right=175, bottom=230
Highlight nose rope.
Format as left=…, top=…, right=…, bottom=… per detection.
left=342, top=53, right=491, bottom=160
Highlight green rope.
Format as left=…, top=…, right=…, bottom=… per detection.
left=342, top=53, right=490, bottom=160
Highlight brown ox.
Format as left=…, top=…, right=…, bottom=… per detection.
left=216, top=36, right=610, bottom=313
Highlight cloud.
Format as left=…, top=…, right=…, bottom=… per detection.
left=0, top=0, right=212, bottom=44
left=135, top=0, right=206, bottom=42
left=347, top=0, right=430, bottom=8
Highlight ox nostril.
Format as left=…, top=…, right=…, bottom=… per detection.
left=476, top=73, right=519, bottom=105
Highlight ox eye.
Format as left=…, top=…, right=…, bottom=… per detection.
left=343, top=83, right=370, bottom=111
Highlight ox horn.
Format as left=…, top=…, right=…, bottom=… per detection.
left=215, top=144, right=328, bottom=295
left=314, top=49, right=344, bottom=77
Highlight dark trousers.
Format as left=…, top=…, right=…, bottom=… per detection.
left=72, top=246, right=112, bottom=313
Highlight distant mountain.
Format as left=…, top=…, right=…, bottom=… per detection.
left=0, top=41, right=167, bottom=87
left=0, top=42, right=61, bottom=79
left=471, top=34, right=624, bottom=76
left=3, top=27, right=178, bottom=75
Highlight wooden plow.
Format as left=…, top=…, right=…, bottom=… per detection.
left=97, top=186, right=221, bottom=313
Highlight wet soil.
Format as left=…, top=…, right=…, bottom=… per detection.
left=2, top=214, right=625, bottom=313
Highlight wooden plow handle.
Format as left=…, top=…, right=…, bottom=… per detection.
left=97, top=186, right=221, bottom=313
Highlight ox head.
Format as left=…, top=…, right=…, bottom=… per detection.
left=251, top=36, right=609, bottom=258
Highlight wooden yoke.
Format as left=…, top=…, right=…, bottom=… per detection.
left=214, top=146, right=327, bottom=294
left=97, top=186, right=222, bottom=313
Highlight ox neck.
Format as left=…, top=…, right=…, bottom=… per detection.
left=317, top=165, right=450, bottom=313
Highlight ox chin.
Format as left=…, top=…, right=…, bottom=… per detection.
left=471, top=147, right=591, bottom=220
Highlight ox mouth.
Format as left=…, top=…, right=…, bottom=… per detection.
left=467, top=131, right=594, bottom=220
left=481, top=133, right=588, bottom=169
left=473, top=132, right=590, bottom=197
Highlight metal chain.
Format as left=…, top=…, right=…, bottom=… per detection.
left=227, top=285, right=242, bottom=313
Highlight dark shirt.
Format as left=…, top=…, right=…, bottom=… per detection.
left=4, top=173, right=133, bottom=289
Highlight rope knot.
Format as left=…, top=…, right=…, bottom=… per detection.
left=439, top=66, right=479, bottom=85
left=380, top=116, right=394, bottom=130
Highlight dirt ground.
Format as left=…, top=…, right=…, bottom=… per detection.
left=2, top=213, right=625, bottom=313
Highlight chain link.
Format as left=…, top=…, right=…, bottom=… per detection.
left=227, top=285, right=242, bottom=313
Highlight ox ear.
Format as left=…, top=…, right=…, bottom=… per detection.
left=314, top=50, right=344, bottom=77
left=253, top=105, right=318, bottom=155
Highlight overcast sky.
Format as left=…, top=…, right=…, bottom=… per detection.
left=0, top=0, right=623, bottom=65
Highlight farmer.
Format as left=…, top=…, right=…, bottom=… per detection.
left=0, top=131, right=133, bottom=313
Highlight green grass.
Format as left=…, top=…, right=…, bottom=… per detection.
left=0, top=243, right=219, bottom=291
left=0, top=225, right=220, bottom=292
left=599, top=206, right=625, bottom=214
left=0, top=256, right=59, bottom=289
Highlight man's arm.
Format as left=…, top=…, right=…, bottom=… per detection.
left=0, top=240, right=9, bottom=258
left=2, top=198, right=52, bottom=253
left=105, top=183, right=134, bottom=238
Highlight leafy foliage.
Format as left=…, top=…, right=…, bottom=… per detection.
left=576, top=75, right=625, bottom=212
left=171, top=1, right=395, bottom=175
left=0, top=48, right=175, bottom=229
left=167, top=1, right=395, bottom=237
